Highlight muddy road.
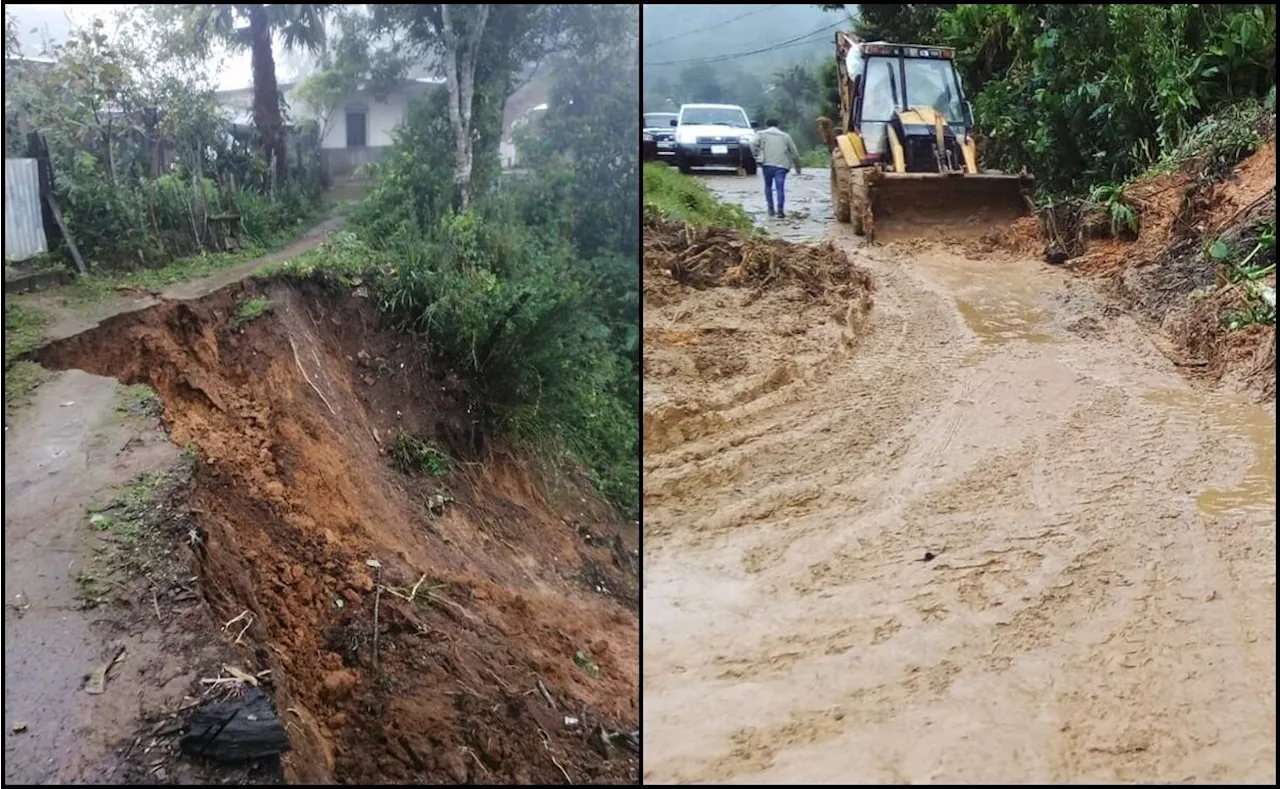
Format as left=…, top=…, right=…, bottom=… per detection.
left=643, top=172, right=1277, bottom=783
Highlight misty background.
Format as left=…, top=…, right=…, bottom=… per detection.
left=7, top=3, right=330, bottom=90
left=641, top=4, right=857, bottom=152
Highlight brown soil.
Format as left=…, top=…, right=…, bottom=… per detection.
left=644, top=174, right=1275, bottom=784
left=642, top=218, right=875, bottom=462
left=987, top=136, right=1277, bottom=400
left=643, top=213, right=874, bottom=307
left=35, top=278, right=639, bottom=784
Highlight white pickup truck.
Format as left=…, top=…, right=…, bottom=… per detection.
left=670, top=103, right=759, bottom=175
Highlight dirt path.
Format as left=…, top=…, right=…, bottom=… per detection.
left=2, top=211, right=346, bottom=784
left=21, top=213, right=348, bottom=345
left=3, top=374, right=184, bottom=783
left=642, top=176, right=1276, bottom=783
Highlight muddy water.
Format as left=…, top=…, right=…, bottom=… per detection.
left=695, top=170, right=831, bottom=244
left=643, top=174, right=1277, bottom=784
left=1143, top=389, right=1276, bottom=516
left=955, top=297, right=1055, bottom=346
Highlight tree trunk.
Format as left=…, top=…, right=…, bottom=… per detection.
left=249, top=5, right=289, bottom=185
left=440, top=4, right=490, bottom=211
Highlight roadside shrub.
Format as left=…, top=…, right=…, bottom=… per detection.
left=643, top=163, right=753, bottom=230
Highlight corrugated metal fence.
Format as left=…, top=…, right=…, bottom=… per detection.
left=4, top=158, right=48, bottom=262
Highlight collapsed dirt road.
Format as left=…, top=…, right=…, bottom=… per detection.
left=643, top=174, right=1276, bottom=784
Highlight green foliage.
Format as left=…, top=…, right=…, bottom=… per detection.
left=325, top=6, right=639, bottom=517
left=929, top=4, right=1277, bottom=194
left=643, top=164, right=753, bottom=231
left=8, top=13, right=321, bottom=273
left=5, top=361, right=51, bottom=416
left=230, top=297, right=272, bottom=329
left=1087, top=184, right=1139, bottom=238
left=851, top=4, right=956, bottom=43
left=800, top=148, right=833, bottom=168
left=390, top=430, right=450, bottom=476
left=260, top=230, right=378, bottom=285
left=1212, top=217, right=1277, bottom=330
left=1152, top=96, right=1273, bottom=176
left=352, top=89, right=456, bottom=244
left=4, top=303, right=51, bottom=364
left=514, top=39, right=640, bottom=260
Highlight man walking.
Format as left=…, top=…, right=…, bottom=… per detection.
left=750, top=118, right=802, bottom=218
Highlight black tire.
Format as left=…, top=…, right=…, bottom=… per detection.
left=744, top=160, right=757, bottom=176
left=678, top=158, right=692, bottom=175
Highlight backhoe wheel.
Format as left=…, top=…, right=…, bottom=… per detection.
left=831, top=149, right=851, bottom=224
left=850, top=169, right=872, bottom=238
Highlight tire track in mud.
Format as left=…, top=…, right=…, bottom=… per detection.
left=643, top=177, right=1276, bottom=784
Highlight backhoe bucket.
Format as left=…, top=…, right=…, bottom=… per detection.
left=859, top=171, right=1034, bottom=244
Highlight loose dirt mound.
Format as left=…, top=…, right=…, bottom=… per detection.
left=642, top=216, right=875, bottom=488
left=643, top=214, right=874, bottom=306
left=976, top=135, right=1277, bottom=399
left=35, top=280, right=639, bottom=784
left=1078, top=139, right=1276, bottom=398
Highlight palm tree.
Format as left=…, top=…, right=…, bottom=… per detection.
left=180, top=4, right=330, bottom=182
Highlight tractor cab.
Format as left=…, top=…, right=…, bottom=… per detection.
left=823, top=30, right=1032, bottom=241
left=838, top=35, right=976, bottom=174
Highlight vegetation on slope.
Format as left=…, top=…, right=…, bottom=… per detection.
left=273, top=9, right=640, bottom=517
left=642, top=164, right=753, bottom=231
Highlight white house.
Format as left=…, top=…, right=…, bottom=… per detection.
left=215, top=76, right=444, bottom=180
left=500, top=103, right=548, bottom=168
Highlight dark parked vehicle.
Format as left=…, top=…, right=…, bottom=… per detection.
left=643, top=112, right=678, bottom=163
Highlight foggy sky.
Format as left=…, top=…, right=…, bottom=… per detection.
left=5, top=3, right=311, bottom=91
left=641, top=4, right=849, bottom=76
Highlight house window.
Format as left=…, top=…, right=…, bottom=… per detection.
left=345, top=103, right=367, bottom=148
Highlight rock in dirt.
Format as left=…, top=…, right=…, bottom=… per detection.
left=180, top=687, right=291, bottom=763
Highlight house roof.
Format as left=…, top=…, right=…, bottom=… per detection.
left=214, top=75, right=443, bottom=100
left=4, top=55, right=58, bottom=65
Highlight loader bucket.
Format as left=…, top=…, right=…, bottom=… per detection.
left=863, top=171, right=1034, bottom=244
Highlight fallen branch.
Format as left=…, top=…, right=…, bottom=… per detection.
left=538, top=728, right=572, bottom=784
left=221, top=610, right=254, bottom=646
left=289, top=337, right=337, bottom=416
left=536, top=679, right=558, bottom=710
left=372, top=563, right=384, bottom=673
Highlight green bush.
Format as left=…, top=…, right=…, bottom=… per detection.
left=643, top=163, right=753, bottom=230
left=933, top=3, right=1277, bottom=194
left=377, top=207, right=637, bottom=514
left=390, top=430, right=450, bottom=476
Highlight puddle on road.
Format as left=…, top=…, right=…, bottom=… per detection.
left=956, top=296, right=1056, bottom=346
left=1143, top=389, right=1276, bottom=516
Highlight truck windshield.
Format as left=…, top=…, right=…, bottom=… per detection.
left=679, top=107, right=750, bottom=128
left=644, top=113, right=676, bottom=128
left=903, top=58, right=964, bottom=122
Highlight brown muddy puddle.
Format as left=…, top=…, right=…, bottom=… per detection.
left=955, top=295, right=1056, bottom=346
left=1143, top=389, right=1276, bottom=516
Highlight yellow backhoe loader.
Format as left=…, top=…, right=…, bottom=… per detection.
left=820, top=32, right=1033, bottom=242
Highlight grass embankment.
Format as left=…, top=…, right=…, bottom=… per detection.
left=4, top=303, right=53, bottom=415
left=3, top=204, right=331, bottom=417
left=642, top=163, right=753, bottom=230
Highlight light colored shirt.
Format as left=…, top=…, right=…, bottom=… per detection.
left=751, top=127, right=802, bottom=171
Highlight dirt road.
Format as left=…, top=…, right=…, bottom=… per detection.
left=643, top=173, right=1277, bottom=783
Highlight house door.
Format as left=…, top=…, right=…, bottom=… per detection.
left=345, top=103, right=368, bottom=148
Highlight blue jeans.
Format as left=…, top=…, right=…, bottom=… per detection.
left=762, top=165, right=788, bottom=214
